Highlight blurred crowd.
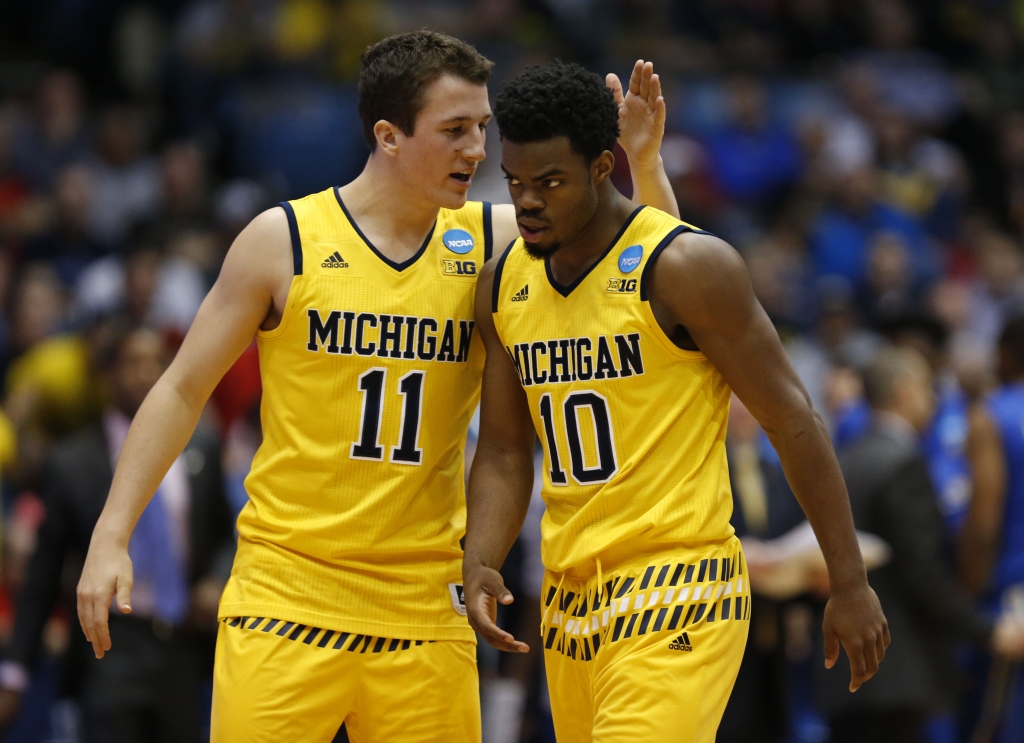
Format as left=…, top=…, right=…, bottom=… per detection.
left=1, top=0, right=1024, bottom=741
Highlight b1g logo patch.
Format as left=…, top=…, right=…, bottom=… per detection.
left=606, top=278, right=637, bottom=293
left=442, top=229, right=475, bottom=254
left=443, top=259, right=477, bottom=276
left=618, top=244, right=643, bottom=273
left=448, top=583, right=467, bottom=616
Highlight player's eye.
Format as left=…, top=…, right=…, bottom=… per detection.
left=543, top=179, right=562, bottom=188
left=503, top=175, right=521, bottom=186
left=446, top=126, right=462, bottom=135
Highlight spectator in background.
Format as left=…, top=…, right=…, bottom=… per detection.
left=808, top=165, right=936, bottom=292
left=815, top=346, right=1024, bottom=742
left=703, top=73, right=801, bottom=241
left=22, top=165, right=104, bottom=286
left=85, top=105, right=161, bottom=249
left=960, top=316, right=1024, bottom=743
left=883, top=313, right=972, bottom=536
left=10, top=71, right=90, bottom=193
left=0, top=327, right=234, bottom=743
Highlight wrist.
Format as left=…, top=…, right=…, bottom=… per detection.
left=90, top=518, right=132, bottom=551
left=626, top=153, right=664, bottom=177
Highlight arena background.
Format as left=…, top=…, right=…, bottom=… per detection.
left=0, top=1, right=1021, bottom=742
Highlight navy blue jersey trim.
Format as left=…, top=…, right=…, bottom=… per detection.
left=483, top=202, right=494, bottom=262
left=333, top=187, right=434, bottom=271
left=278, top=202, right=303, bottom=275
left=544, top=205, right=646, bottom=298
left=638, top=226, right=698, bottom=302
left=491, top=240, right=516, bottom=313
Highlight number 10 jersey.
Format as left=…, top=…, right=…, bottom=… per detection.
left=491, top=206, right=735, bottom=578
left=218, top=187, right=491, bottom=641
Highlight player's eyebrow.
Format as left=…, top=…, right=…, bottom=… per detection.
left=530, top=166, right=566, bottom=180
left=440, top=113, right=492, bottom=124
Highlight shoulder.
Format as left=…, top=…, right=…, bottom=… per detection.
left=645, top=230, right=750, bottom=315
left=218, top=206, right=293, bottom=288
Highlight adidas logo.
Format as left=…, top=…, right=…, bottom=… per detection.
left=511, top=285, right=529, bottom=302
left=668, top=632, right=693, bottom=652
left=322, top=251, right=349, bottom=268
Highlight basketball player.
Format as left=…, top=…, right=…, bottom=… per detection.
left=75, top=32, right=679, bottom=742
left=464, top=61, right=890, bottom=742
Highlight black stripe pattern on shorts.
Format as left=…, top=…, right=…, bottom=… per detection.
left=223, top=617, right=433, bottom=652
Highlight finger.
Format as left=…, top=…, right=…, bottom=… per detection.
left=628, top=60, right=643, bottom=95
left=876, top=629, right=886, bottom=662
left=654, top=96, right=667, bottom=132
left=845, top=640, right=867, bottom=692
left=639, top=61, right=653, bottom=101
left=77, top=591, right=93, bottom=645
left=115, top=574, right=133, bottom=615
left=882, top=621, right=891, bottom=649
left=650, top=72, right=663, bottom=105
left=606, top=73, right=624, bottom=106
left=470, top=609, right=529, bottom=653
left=823, top=629, right=839, bottom=669
left=90, top=596, right=112, bottom=659
left=862, top=634, right=880, bottom=678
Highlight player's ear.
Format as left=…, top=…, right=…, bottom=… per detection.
left=591, top=150, right=615, bottom=185
left=373, top=120, right=401, bottom=155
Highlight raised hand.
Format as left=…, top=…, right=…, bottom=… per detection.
left=606, top=59, right=667, bottom=169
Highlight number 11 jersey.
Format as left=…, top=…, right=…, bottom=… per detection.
left=218, top=186, right=491, bottom=641
left=491, top=206, right=735, bottom=577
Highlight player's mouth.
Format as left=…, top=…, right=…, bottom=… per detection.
left=517, top=218, right=549, bottom=242
left=449, top=170, right=474, bottom=188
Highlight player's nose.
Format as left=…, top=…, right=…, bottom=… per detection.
left=461, top=128, right=486, bottom=162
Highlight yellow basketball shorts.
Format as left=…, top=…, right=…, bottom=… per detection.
left=541, top=539, right=749, bottom=743
left=211, top=616, right=480, bottom=742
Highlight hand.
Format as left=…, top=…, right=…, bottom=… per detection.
left=993, top=614, right=1024, bottom=661
left=76, top=536, right=134, bottom=659
left=822, top=581, right=890, bottom=692
left=607, top=60, right=666, bottom=171
left=464, top=564, right=529, bottom=653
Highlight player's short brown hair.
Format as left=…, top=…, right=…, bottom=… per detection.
left=358, top=31, right=493, bottom=150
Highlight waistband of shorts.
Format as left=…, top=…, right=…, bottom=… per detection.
left=545, top=536, right=744, bottom=585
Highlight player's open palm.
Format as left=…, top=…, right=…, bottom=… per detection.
left=822, top=581, right=890, bottom=692
left=77, top=540, right=134, bottom=659
left=464, top=565, right=529, bottom=654
left=607, top=59, right=666, bottom=168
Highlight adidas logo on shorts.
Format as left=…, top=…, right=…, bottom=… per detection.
left=322, top=251, right=349, bottom=268
left=511, top=284, right=529, bottom=302
left=668, top=632, right=693, bottom=652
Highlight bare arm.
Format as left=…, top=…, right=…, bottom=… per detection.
left=77, top=207, right=293, bottom=658
left=490, top=60, right=680, bottom=248
left=649, top=232, right=889, bottom=692
left=960, top=402, right=1006, bottom=596
left=463, top=260, right=538, bottom=653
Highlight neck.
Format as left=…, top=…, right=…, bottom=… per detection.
left=337, top=154, right=443, bottom=261
left=547, top=184, right=637, bottom=287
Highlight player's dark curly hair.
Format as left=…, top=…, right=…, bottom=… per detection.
left=495, top=60, right=619, bottom=162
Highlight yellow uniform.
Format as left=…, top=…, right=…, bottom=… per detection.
left=213, top=187, right=491, bottom=742
left=492, top=205, right=749, bottom=743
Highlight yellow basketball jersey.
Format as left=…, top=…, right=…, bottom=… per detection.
left=219, top=187, right=493, bottom=641
left=492, top=206, right=735, bottom=576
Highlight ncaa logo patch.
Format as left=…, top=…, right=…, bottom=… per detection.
left=618, top=244, right=643, bottom=273
left=442, top=229, right=475, bottom=254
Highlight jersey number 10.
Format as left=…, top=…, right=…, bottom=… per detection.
left=350, top=368, right=424, bottom=465
left=538, top=391, right=619, bottom=485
